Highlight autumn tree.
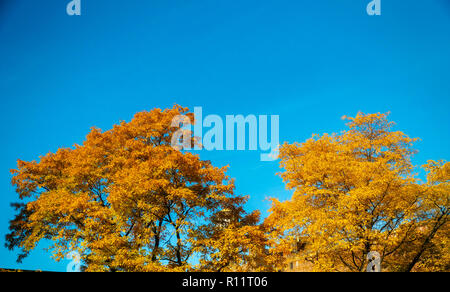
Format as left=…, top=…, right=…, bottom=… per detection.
left=6, top=105, right=261, bottom=272
left=266, top=113, right=449, bottom=272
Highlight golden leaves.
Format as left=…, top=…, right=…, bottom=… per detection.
left=7, top=109, right=448, bottom=272
left=7, top=105, right=256, bottom=272
left=267, top=112, right=449, bottom=272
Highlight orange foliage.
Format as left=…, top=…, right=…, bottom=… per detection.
left=6, top=105, right=261, bottom=272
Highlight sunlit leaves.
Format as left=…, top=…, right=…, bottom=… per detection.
left=267, top=112, right=449, bottom=272
left=6, top=105, right=258, bottom=272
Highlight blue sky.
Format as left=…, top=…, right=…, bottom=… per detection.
left=0, top=0, right=449, bottom=271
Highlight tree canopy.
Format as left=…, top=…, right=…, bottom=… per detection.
left=6, top=105, right=262, bottom=272
left=265, top=113, right=449, bottom=272
left=6, top=109, right=449, bottom=272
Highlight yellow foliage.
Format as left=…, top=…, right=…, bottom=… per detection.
left=266, top=112, right=449, bottom=272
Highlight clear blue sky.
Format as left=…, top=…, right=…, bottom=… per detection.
left=1, top=0, right=449, bottom=271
